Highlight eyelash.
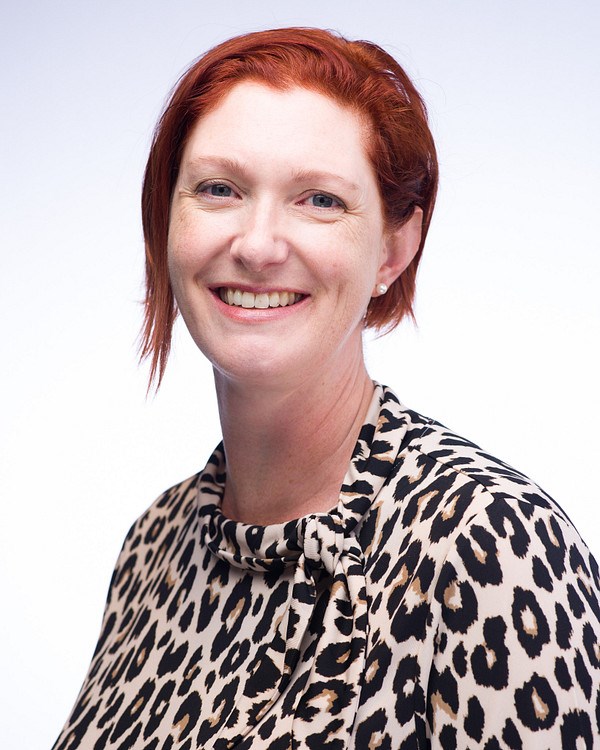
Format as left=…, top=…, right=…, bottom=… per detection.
left=195, top=182, right=345, bottom=210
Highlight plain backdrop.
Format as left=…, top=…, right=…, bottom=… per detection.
left=1, top=2, right=599, bottom=747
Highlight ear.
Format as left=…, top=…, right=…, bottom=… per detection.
left=374, top=207, right=423, bottom=292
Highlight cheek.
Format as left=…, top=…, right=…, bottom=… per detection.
left=166, top=224, right=205, bottom=312
left=168, top=211, right=235, bottom=274
left=314, top=221, right=380, bottom=274
left=327, top=228, right=383, bottom=295
left=166, top=244, right=190, bottom=306
left=167, top=217, right=207, bottom=283
left=167, top=240, right=193, bottom=281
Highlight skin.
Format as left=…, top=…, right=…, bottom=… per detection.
left=168, top=82, right=422, bottom=524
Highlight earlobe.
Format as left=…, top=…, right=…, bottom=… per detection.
left=376, top=207, right=423, bottom=290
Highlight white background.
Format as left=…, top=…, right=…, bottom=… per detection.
left=1, top=2, right=599, bottom=747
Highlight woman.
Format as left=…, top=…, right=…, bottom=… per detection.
left=53, top=28, right=599, bottom=749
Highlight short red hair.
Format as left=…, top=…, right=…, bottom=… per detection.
left=140, top=27, right=438, bottom=388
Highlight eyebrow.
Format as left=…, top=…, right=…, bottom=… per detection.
left=184, top=156, right=361, bottom=193
left=185, top=155, right=247, bottom=173
left=289, top=168, right=361, bottom=194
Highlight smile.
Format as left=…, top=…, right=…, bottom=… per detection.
left=218, top=288, right=304, bottom=309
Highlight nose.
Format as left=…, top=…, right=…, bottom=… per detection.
left=230, top=198, right=289, bottom=272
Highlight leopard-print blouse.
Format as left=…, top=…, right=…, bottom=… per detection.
left=53, top=384, right=600, bottom=749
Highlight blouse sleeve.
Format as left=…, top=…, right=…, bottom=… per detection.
left=428, top=496, right=600, bottom=748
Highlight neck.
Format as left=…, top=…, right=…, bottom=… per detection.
left=214, top=358, right=374, bottom=525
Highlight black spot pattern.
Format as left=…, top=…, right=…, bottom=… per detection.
left=393, top=655, right=424, bottom=726
left=457, top=524, right=503, bottom=586
left=511, top=586, right=550, bottom=658
left=464, top=695, right=484, bottom=741
left=452, top=643, right=467, bottom=678
left=471, top=617, right=509, bottom=689
left=560, top=710, right=593, bottom=748
left=502, top=718, right=522, bottom=749
left=555, top=656, right=573, bottom=690
left=556, top=602, right=573, bottom=650
left=435, top=561, right=478, bottom=634
left=532, top=555, right=553, bottom=592
left=515, top=673, right=558, bottom=730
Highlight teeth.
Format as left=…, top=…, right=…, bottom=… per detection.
left=219, top=288, right=301, bottom=309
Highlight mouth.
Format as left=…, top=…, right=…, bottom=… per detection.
left=217, top=287, right=305, bottom=309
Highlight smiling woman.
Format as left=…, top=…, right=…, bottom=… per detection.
left=52, top=27, right=600, bottom=750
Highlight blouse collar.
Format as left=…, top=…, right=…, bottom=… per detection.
left=197, top=383, right=410, bottom=571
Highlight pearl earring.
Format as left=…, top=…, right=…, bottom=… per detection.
left=376, top=283, right=388, bottom=295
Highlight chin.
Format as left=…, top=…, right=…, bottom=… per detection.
left=208, top=344, right=304, bottom=387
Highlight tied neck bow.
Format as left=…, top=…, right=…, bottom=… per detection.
left=288, top=512, right=369, bottom=748
left=301, top=513, right=346, bottom=576
left=203, top=508, right=369, bottom=748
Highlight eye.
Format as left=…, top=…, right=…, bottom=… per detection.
left=303, top=192, right=345, bottom=209
left=197, top=182, right=235, bottom=198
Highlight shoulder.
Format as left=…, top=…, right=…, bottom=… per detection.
left=378, top=397, right=599, bottom=643
left=390, top=407, right=598, bottom=591
left=124, top=472, right=201, bottom=552
left=411, top=413, right=560, bottom=508
left=104, top=472, right=203, bottom=610
left=390, top=405, right=574, bottom=542
left=363, top=388, right=596, bottom=591
left=115, top=445, right=225, bottom=562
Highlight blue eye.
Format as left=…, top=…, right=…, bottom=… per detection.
left=310, top=193, right=336, bottom=208
left=204, top=183, right=233, bottom=197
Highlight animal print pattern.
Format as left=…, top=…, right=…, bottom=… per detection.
left=53, top=384, right=600, bottom=748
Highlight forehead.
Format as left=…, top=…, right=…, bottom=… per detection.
left=181, top=81, right=374, bottom=178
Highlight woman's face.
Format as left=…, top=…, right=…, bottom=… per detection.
left=168, top=81, right=415, bottom=388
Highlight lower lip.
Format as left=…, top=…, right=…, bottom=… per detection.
left=211, top=291, right=309, bottom=321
